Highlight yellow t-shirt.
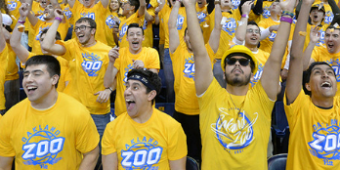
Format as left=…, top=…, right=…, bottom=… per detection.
left=0, top=45, right=9, bottom=111
left=170, top=43, right=215, bottom=115
left=5, top=46, right=19, bottom=81
left=210, top=8, right=240, bottom=59
left=24, top=52, right=69, bottom=92
left=323, top=3, right=334, bottom=25
left=302, top=23, right=328, bottom=51
left=251, top=49, right=270, bottom=87
left=198, top=78, right=274, bottom=170
left=114, top=47, right=160, bottom=116
left=61, top=4, right=74, bottom=26
left=57, top=39, right=112, bottom=115
left=262, top=1, right=273, bottom=20
left=31, top=20, right=69, bottom=54
left=104, top=11, right=122, bottom=47
left=162, top=7, right=187, bottom=49
left=71, top=0, right=109, bottom=44
left=312, top=46, right=340, bottom=96
left=284, top=90, right=340, bottom=169
left=0, top=93, right=100, bottom=169
left=118, top=10, right=145, bottom=48
left=102, top=108, right=187, bottom=169
left=28, top=1, right=45, bottom=47
left=196, top=4, right=211, bottom=44
left=142, top=8, right=155, bottom=48
left=158, top=4, right=171, bottom=46
left=6, top=0, right=30, bottom=29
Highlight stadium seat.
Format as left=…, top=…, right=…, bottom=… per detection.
left=186, top=156, right=199, bottom=170
left=268, top=153, right=287, bottom=170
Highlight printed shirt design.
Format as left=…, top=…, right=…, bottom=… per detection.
left=121, top=137, right=163, bottom=169
left=325, top=11, right=334, bottom=25
left=183, top=55, right=195, bottom=79
left=176, top=15, right=185, bottom=30
left=263, top=7, right=271, bottom=19
left=7, top=0, right=18, bottom=11
left=197, top=11, right=207, bottom=24
left=308, top=119, right=340, bottom=166
left=81, top=52, right=103, bottom=77
left=119, top=23, right=128, bottom=42
left=80, top=12, right=95, bottom=20
left=232, top=0, right=241, bottom=10
left=251, top=63, right=264, bottom=87
left=222, top=17, right=237, bottom=35
left=325, top=59, right=340, bottom=82
left=123, top=63, right=134, bottom=83
left=211, top=107, right=258, bottom=150
left=106, top=15, right=118, bottom=29
left=22, top=125, right=65, bottom=169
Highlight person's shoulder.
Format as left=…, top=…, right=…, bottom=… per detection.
left=95, top=41, right=112, bottom=51
left=4, top=98, right=30, bottom=117
left=154, top=109, right=182, bottom=128
left=142, top=47, right=158, bottom=53
left=57, top=93, right=90, bottom=114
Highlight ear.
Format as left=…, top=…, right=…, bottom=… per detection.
left=305, top=83, right=312, bottom=92
left=51, top=74, right=60, bottom=86
left=147, top=90, right=157, bottom=102
left=142, top=35, right=145, bottom=41
left=91, top=28, right=96, bottom=35
left=250, top=73, right=254, bottom=82
left=223, top=71, right=226, bottom=80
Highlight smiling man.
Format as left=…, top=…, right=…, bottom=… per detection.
left=104, top=23, right=160, bottom=117
left=0, top=55, right=100, bottom=170
left=102, top=68, right=187, bottom=170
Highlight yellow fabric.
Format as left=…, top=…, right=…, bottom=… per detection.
left=171, top=43, right=214, bottom=115
left=113, top=47, right=160, bottom=116
left=5, top=46, right=19, bottom=81
left=312, top=46, right=340, bottom=96
left=210, top=8, right=241, bottom=59
left=0, top=93, right=100, bottom=169
left=158, top=4, right=171, bottom=45
left=25, top=52, right=69, bottom=92
left=104, top=11, right=121, bottom=47
left=0, top=46, right=9, bottom=110
left=196, top=4, right=211, bottom=44
left=30, top=20, right=69, bottom=54
left=142, top=8, right=155, bottom=48
left=314, top=0, right=339, bottom=4
left=323, top=3, right=334, bottom=25
left=61, top=4, right=74, bottom=26
left=262, top=1, right=273, bottom=20
left=28, top=1, right=45, bottom=47
left=5, top=0, right=30, bottom=29
left=284, top=90, right=340, bottom=169
left=301, top=23, right=328, bottom=51
left=162, top=7, right=187, bottom=49
left=118, top=10, right=145, bottom=48
left=250, top=49, right=270, bottom=87
left=57, top=39, right=112, bottom=115
left=198, top=78, right=274, bottom=170
left=102, top=108, right=187, bottom=169
left=71, top=0, right=109, bottom=44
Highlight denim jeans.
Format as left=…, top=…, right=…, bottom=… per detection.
left=163, top=48, right=175, bottom=103
left=213, top=59, right=226, bottom=88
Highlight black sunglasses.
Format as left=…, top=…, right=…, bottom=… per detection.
left=226, top=58, right=251, bottom=66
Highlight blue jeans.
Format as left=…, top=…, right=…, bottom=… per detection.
left=213, top=59, right=226, bottom=88
left=163, top=48, right=175, bottom=103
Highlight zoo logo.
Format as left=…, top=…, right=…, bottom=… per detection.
left=81, top=52, right=103, bottom=77
left=22, top=125, right=65, bottom=169
left=232, top=0, right=241, bottom=10
left=176, top=15, right=185, bottom=30
left=80, top=12, right=95, bottom=20
left=324, top=11, right=334, bottom=25
left=119, top=23, right=128, bottom=42
left=123, top=64, right=134, bottom=83
left=7, top=0, right=18, bottom=11
left=197, top=11, right=206, bottom=24
left=183, top=56, right=195, bottom=79
left=106, top=15, right=117, bottom=29
left=250, top=63, right=263, bottom=87
left=222, top=18, right=237, bottom=35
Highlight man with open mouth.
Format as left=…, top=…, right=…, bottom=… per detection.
left=102, top=68, right=187, bottom=170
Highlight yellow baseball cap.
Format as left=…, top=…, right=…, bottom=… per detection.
left=221, top=45, right=257, bottom=74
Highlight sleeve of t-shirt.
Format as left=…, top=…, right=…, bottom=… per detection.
left=283, top=89, right=307, bottom=129
left=146, top=49, right=160, bottom=69
left=101, top=121, right=116, bottom=155
left=248, top=80, right=276, bottom=120
left=311, top=47, right=320, bottom=61
left=0, top=114, right=15, bottom=157
left=167, top=124, right=187, bottom=160
left=55, top=40, right=75, bottom=61
left=205, top=43, right=215, bottom=63
left=75, top=109, right=100, bottom=153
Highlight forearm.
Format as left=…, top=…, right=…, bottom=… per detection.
left=303, top=42, right=316, bottom=70
left=0, top=28, right=5, bottom=52
left=27, top=12, right=38, bottom=27
left=235, top=16, right=248, bottom=42
left=209, top=3, right=222, bottom=53
left=104, top=62, right=116, bottom=88
left=145, top=10, right=154, bottom=22
left=154, top=13, right=160, bottom=25
left=41, top=20, right=61, bottom=51
left=79, top=146, right=99, bottom=170
left=10, top=23, right=30, bottom=62
left=168, top=3, right=180, bottom=52
left=138, top=0, right=146, bottom=16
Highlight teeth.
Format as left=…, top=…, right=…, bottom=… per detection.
left=28, top=87, right=36, bottom=90
left=321, top=82, right=331, bottom=87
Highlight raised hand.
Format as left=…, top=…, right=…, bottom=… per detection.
left=132, top=59, right=145, bottom=69
left=310, top=26, right=321, bottom=43
left=241, top=1, right=253, bottom=15
left=108, top=47, right=119, bottom=63
left=279, top=0, right=297, bottom=12
left=182, top=0, right=195, bottom=7
left=54, top=9, right=64, bottom=21
left=19, top=3, right=30, bottom=19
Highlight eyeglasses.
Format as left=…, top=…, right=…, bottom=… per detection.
left=246, top=28, right=260, bottom=34
left=74, top=25, right=92, bottom=32
left=226, top=58, right=251, bottom=66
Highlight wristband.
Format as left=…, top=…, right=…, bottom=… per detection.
left=55, top=17, right=62, bottom=22
left=282, top=11, right=294, bottom=18
left=241, top=14, right=248, bottom=18
left=18, top=20, right=25, bottom=24
left=280, top=16, right=293, bottom=24
left=106, top=87, right=113, bottom=92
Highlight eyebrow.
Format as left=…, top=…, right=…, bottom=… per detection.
left=24, top=70, right=44, bottom=74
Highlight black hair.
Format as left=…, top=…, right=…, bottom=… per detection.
left=2, top=24, right=12, bottom=32
left=225, top=53, right=256, bottom=73
left=127, top=68, right=161, bottom=104
left=127, top=23, right=144, bottom=35
left=25, top=55, right=61, bottom=87
left=75, top=18, right=97, bottom=30
left=303, top=62, right=335, bottom=95
left=40, top=29, right=61, bottom=40
left=326, top=24, right=340, bottom=33
left=129, top=0, right=140, bottom=12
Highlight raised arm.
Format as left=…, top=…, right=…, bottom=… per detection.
left=234, top=1, right=252, bottom=42
left=0, top=156, right=14, bottom=170
left=302, top=26, right=320, bottom=71
left=102, top=153, right=118, bottom=170
left=168, top=1, right=181, bottom=53
left=10, top=22, right=30, bottom=63
left=183, top=0, right=213, bottom=95
left=41, top=9, right=66, bottom=56
left=286, top=0, right=313, bottom=104
left=79, top=146, right=99, bottom=170
left=208, top=0, right=222, bottom=53
left=260, top=0, right=296, bottom=101
left=0, top=15, right=6, bottom=53
left=100, top=0, right=109, bottom=8
left=104, top=47, right=119, bottom=89
left=138, top=0, right=146, bottom=17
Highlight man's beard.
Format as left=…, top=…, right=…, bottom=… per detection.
left=225, top=71, right=251, bottom=87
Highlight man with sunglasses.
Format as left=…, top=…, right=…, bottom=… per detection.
left=183, top=0, right=295, bottom=168
left=41, top=10, right=115, bottom=169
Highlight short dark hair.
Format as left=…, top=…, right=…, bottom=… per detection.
left=248, top=21, right=260, bottom=30
left=326, top=24, right=340, bottom=33
left=129, top=0, right=140, bottom=12
left=75, top=18, right=97, bottom=30
left=127, top=68, right=161, bottom=104
left=25, top=55, right=61, bottom=87
left=303, top=62, right=335, bottom=95
left=225, top=53, right=256, bottom=73
left=40, top=29, right=61, bottom=40
left=127, top=23, right=144, bottom=35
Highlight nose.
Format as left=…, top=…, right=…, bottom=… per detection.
left=321, top=71, right=330, bottom=78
